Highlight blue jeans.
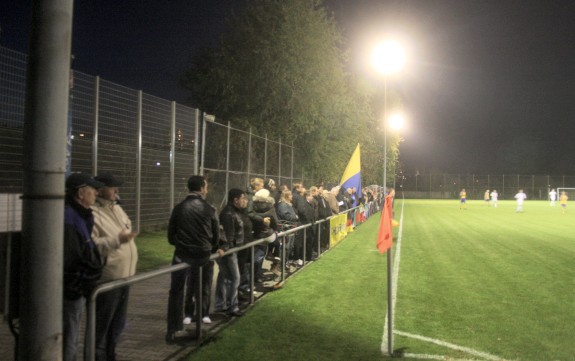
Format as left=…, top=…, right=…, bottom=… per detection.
left=63, top=296, right=85, bottom=361
left=215, top=252, right=240, bottom=312
left=254, top=244, right=267, bottom=278
left=166, top=254, right=211, bottom=334
left=93, top=286, right=130, bottom=361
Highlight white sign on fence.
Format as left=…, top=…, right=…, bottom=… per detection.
left=0, top=194, right=22, bottom=232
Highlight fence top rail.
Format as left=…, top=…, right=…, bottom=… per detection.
left=206, top=120, right=295, bottom=148
left=88, top=204, right=363, bottom=301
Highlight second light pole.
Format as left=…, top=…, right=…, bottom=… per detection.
left=371, top=38, right=405, bottom=357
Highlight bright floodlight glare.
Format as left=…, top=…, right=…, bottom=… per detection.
left=388, top=113, right=404, bottom=130
left=371, top=40, right=405, bottom=75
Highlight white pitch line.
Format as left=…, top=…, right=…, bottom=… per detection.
left=379, top=199, right=504, bottom=361
left=396, top=330, right=502, bottom=361
left=381, top=198, right=405, bottom=354
left=402, top=353, right=487, bottom=361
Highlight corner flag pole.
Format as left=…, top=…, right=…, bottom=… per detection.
left=378, top=191, right=394, bottom=355
left=387, top=247, right=393, bottom=356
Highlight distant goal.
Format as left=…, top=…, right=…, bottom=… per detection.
left=555, top=188, right=575, bottom=201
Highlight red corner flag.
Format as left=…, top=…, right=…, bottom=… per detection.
left=377, top=194, right=394, bottom=254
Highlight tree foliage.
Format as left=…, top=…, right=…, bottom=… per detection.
left=182, top=0, right=402, bottom=185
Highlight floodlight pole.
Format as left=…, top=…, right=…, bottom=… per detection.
left=383, top=76, right=393, bottom=357
left=381, top=74, right=393, bottom=356
left=374, top=39, right=404, bottom=357
left=383, top=77, right=387, bottom=190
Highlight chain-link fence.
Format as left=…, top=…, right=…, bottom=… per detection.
left=397, top=173, right=575, bottom=200
left=202, top=120, right=304, bottom=210
left=0, top=46, right=308, bottom=231
left=3, top=45, right=574, bottom=229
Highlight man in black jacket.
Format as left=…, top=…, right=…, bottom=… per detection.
left=166, top=175, right=222, bottom=342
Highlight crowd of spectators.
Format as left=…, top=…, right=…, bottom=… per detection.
left=167, top=176, right=384, bottom=343
left=63, top=172, right=384, bottom=357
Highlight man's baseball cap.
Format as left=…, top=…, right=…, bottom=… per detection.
left=65, top=173, right=104, bottom=191
left=95, top=172, right=124, bottom=187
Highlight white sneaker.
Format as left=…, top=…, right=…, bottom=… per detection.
left=201, top=316, right=212, bottom=324
left=296, top=259, right=303, bottom=266
left=183, top=317, right=191, bottom=325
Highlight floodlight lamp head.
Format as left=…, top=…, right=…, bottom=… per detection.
left=388, top=113, right=405, bottom=130
left=372, top=40, right=405, bottom=75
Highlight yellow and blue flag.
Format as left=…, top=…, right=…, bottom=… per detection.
left=339, top=144, right=361, bottom=206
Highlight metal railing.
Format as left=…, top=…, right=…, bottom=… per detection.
left=85, top=205, right=367, bottom=361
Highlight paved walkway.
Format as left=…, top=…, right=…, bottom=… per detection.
left=0, top=260, right=284, bottom=361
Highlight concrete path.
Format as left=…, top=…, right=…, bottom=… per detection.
left=0, top=259, right=284, bottom=361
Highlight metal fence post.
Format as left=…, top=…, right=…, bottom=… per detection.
left=194, top=109, right=200, bottom=175
left=264, top=134, right=268, bottom=179
left=195, top=266, right=203, bottom=340
left=135, top=90, right=142, bottom=231
left=92, top=76, right=100, bottom=174
left=170, top=101, right=176, bottom=211
left=250, top=246, right=255, bottom=304
left=226, top=121, right=231, bottom=194
left=317, top=220, right=321, bottom=258
left=200, top=114, right=207, bottom=176
left=278, top=137, right=282, bottom=183
left=291, top=141, right=294, bottom=184
left=303, top=227, right=307, bottom=262
left=247, top=127, right=252, bottom=182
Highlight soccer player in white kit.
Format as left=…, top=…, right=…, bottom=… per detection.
left=490, top=189, right=498, bottom=208
left=549, top=188, right=557, bottom=206
left=515, top=189, right=527, bottom=212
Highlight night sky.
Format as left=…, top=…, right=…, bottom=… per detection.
left=2, top=0, right=575, bottom=174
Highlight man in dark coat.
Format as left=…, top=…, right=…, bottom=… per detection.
left=166, top=175, right=222, bottom=342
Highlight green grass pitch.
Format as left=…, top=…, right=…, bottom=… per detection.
left=145, top=199, right=574, bottom=361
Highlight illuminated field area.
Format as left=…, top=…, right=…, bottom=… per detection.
left=183, top=199, right=573, bottom=361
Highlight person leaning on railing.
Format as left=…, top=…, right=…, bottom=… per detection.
left=276, top=189, right=300, bottom=266
left=326, top=185, right=340, bottom=215
left=315, top=185, right=333, bottom=251
left=290, top=183, right=308, bottom=265
left=165, top=175, right=223, bottom=343
left=63, top=173, right=106, bottom=361
left=91, top=172, right=138, bottom=361
left=215, top=188, right=248, bottom=317
left=252, top=188, right=280, bottom=277
left=302, top=190, right=318, bottom=261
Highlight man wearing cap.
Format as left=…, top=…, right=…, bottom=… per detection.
left=91, top=173, right=138, bottom=361
left=63, top=173, right=105, bottom=361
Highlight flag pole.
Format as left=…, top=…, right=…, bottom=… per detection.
left=387, top=246, right=393, bottom=356
left=377, top=191, right=394, bottom=356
